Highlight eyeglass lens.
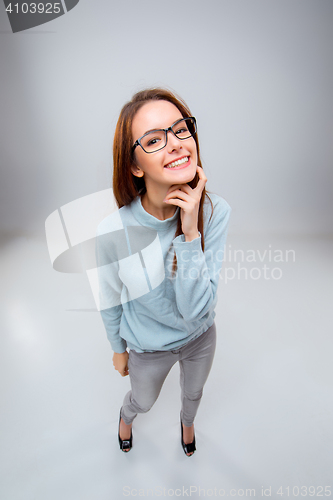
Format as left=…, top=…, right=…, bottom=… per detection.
left=140, top=118, right=196, bottom=153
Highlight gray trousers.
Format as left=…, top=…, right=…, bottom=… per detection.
left=120, top=322, right=216, bottom=427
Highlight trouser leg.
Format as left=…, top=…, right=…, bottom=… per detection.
left=121, top=349, right=177, bottom=425
left=179, top=323, right=217, bottom=427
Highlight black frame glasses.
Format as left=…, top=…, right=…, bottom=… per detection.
left=132, top=116, right=197, bottom=154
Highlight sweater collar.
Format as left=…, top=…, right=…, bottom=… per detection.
left=131, top=196, right=179, bottom=231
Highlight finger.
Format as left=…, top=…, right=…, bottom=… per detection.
left=164, top=189, right=193, bottom=203
left=165, top=185, right=194, bottom=200
left=164, top=198, right=188, bottom=210
left=194, top=177, right=207, bottom=194
left=194, top=166, right=207, bottom=192
left=166, top=184, right=192, bottom=196
left=197, top=165, right=207, bottom=181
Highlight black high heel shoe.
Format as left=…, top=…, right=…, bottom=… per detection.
left=180, top=418, right=196, bottom=456
left=118, top=410, right=133, bottom=452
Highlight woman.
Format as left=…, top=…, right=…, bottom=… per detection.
left=97, top=88, right=231, bottom=456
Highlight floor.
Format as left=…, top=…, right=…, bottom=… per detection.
left=0, top=233, right=332, bottom=500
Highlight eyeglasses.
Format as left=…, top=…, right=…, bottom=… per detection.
left=132, top=117, right=197, bottom=154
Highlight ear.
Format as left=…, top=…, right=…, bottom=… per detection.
left=131, top=164, right=144, bottom=178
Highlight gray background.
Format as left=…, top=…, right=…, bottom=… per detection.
left=1, top=1, right=332, bottom=500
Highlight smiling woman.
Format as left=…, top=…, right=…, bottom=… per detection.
left=97, top=87, right=232, bottom=456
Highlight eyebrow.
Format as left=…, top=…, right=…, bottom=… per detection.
left=142, top=126, right=164, bottom=135
left=142, top=118, right=183, bottom=136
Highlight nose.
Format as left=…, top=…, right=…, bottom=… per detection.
left=166, top=129, right=182, bottom=152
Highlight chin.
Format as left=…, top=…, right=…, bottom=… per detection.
left=184, top=168, right=197, bottom=184
left=174, top=173, right=196, bottom=186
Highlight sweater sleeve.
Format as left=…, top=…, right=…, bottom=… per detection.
left=171, top=195, right=231, bottom=322
left=96, top=228, right=127, bottom=354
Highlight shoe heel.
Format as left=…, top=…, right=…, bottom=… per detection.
left=118, top=410, right=133, bottom=452
left=180, top=416, right=196, bottom=456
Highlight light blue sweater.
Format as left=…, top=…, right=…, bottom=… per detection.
left=97, top=192, right=231, bottom=353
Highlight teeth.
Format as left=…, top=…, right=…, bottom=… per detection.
left=165, top=157, right=188, bottom=168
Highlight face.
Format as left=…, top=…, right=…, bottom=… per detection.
left=131, top=100, right=198, bottom=192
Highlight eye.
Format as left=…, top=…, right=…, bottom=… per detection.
left=147, top=137, right=161, bottom=146
left=175, top=127, right=188, bottom=134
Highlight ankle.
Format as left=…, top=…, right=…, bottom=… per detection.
left=120, top=417, right=132, bottom=426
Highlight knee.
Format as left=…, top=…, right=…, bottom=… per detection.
left=184, top=389, right=203, bottom=402
left=132, top=396, right=157, bottom=414
left=140, top=405, right=153, bottom=413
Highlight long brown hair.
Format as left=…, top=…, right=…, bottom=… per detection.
left=112, top=88, right=211, bottom=269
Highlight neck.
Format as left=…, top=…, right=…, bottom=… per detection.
left=141, top=186, right=177, bottom=221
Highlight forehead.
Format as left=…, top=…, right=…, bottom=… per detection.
left=132, top=100, right=183, bottom=136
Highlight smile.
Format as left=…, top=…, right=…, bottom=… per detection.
left=164, top=157, right=190, bottom=169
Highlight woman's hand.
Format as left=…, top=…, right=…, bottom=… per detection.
left=164, top=165, right=207, bottom=241
left=113, top=351, right=129, bottom=377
